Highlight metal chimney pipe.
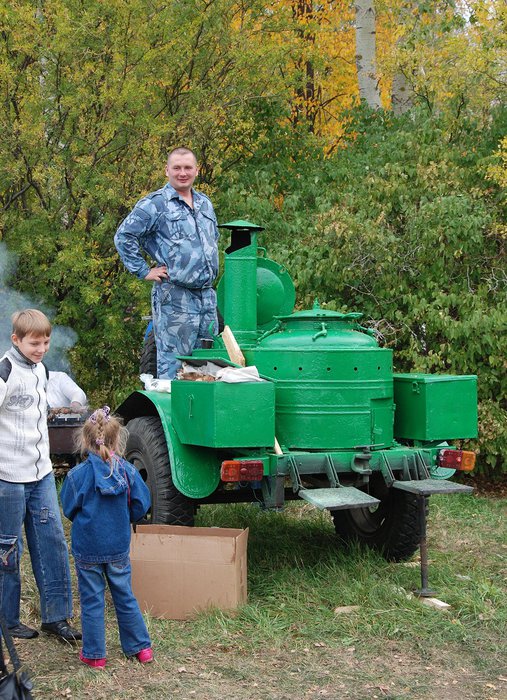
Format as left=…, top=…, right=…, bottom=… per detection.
left=220, top=221, right=265, bottom=346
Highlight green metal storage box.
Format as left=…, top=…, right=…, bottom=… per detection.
left=172, top=380, right=276, bottom=448
left=393, top=373, right=478, bottom=441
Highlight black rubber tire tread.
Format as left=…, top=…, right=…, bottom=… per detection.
left=332, top=486, right=428, bottom=562
left=139, top=330, right=157, bottom=378
left=126, top=415, right=194, bottom=526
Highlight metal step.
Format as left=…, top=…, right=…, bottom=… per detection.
left=392, top=479, right=474, bottom=496
left=299, top=487, right=380, bottom=511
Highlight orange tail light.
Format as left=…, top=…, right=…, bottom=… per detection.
left=438, top=449, right=476, bottom=472
left=221, top=460, right=264, bottom=482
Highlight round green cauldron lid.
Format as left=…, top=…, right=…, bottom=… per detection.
left=276, top=303, right=363, bottom=322
left=259, top=302, right=376, bottom=348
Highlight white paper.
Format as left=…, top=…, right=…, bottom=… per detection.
left=139, top=373, right=172, bottom=393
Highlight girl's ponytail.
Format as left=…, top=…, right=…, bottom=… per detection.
left=77, top=406, right=127, bottom=472
left=93, top=409, right=112, bottom=463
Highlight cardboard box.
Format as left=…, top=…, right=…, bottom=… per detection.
left=130, top=524, right=248, bottom=620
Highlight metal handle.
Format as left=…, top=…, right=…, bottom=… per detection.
left=312, top=322, right=328, bottom=341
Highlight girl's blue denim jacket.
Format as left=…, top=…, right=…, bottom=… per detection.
left=60, top=452, right=151, bottom=564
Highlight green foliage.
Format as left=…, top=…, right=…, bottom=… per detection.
left=214, top=106, right=507, bottom=473
left=0, top=3, right=505, bottom=472
left=0, top=0, right=291, bottom=401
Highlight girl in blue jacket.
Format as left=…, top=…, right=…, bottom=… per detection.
left=60, top=406, right=153, bottom=668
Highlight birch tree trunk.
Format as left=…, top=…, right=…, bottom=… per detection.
left=391, top=68, right=413, bottom=114
left=390, top=1, right=415, bottom=115
left=355, top=0, right=381, bottom=109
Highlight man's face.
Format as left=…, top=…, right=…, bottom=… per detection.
left=165, top=152, right=198, bottom=194
left=12, top=332, right=50, bottom=364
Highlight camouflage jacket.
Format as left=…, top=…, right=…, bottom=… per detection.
left=114, top=183, right=219, bottom=289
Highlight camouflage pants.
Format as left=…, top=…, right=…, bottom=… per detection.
left=152, top=281, right=217, bottom=379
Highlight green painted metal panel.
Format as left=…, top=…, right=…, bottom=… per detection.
left=243, top=307, right=396, bottom=450
left=255, top=258, right=295, bottom=330
left=222, top=241, right=258, bottom=343
left=217, top=255, right=295, bottom=336
left=299, top=487, right=380, bottom=510
left=263, top=445, right=444, bottom=478
left=393, top=374, right=478, bottom=440
left=171, top=380, right=276, bottom=448
left=123, top=391, right=221, bottom=499
left=250, top=347, right=394, bottom=450
left=392, top=479, right=474, bottom=496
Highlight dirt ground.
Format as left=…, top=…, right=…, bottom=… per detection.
left=15, top=634, right=507, bottom=700
left=460, top=473, right=507, bottom=499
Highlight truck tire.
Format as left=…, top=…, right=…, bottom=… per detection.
left=139, top=330, right=157, bottom=377
left=332, top=480, right=427, bottom=562
left=126, top=415, right=194, bottom=526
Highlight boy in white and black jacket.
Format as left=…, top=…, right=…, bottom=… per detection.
left=0, top=309, right=81, bottom=642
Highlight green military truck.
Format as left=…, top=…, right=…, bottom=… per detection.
left=118, top=221, right=477, bottom=594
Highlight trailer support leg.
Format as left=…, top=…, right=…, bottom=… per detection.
left=415, top=493, right=437, bottom=598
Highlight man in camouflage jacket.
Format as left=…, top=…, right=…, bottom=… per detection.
left=114, top=147, right=219, bottom=378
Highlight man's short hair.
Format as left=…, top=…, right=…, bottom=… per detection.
left=12, top=309, right=52, bottom=339
left=167, top=146, right=198, bottom=164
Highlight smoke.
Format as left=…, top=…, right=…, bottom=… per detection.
left=0, top=241, right=78, bottom=372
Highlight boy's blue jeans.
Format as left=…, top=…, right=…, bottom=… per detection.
left=0, top=472, right=73, bottom=627
left=75, top=557, right=151, bottom=659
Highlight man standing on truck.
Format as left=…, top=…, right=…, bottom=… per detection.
left=114, top=147, right=219, bottom=379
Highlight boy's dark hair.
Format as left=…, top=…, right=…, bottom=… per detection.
left=12, top=309, right=51, bottom=339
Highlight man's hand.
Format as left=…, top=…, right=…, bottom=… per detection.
left=145, top=266, right=169, bottom=282
left=70, top=402, right=88, bottom=415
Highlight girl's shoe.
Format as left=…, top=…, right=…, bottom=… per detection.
left=135, top=647, right=154, bottom=664
left=79, top=651, right=106, bottom=669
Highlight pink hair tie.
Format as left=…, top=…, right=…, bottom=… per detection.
left=96, top=437, right=105, bottom=446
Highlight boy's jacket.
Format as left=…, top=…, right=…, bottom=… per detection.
left=0, top=346, right=51, bottom=482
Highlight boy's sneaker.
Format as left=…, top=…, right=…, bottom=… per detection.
left=41, top=619, right=82, bottom=642
left=135, top=647, right=154, bottom=664
left=79, top=651, right=106, bottom=669
left=8, top=623, right=39, bottom=639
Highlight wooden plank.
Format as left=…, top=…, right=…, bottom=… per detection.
left=222, top=325, right=246, bottom=367
left=420, top=597, right=451, bottom=611
left=334, top=605, right=360, bottom=615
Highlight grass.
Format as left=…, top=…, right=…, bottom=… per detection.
left=14, top=491, right=507, bottom=700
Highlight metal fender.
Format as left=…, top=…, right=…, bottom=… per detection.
left=115, top=390, right=221, bottom=499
